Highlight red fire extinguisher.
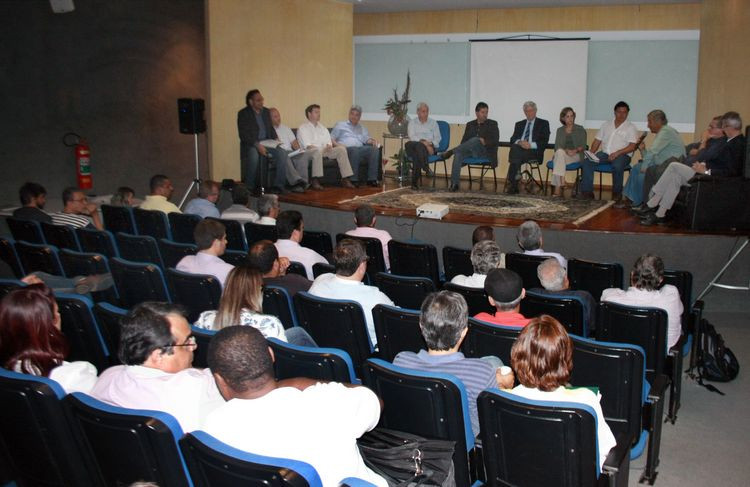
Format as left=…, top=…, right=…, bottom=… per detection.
left=63, top=132, right=93, bottom=190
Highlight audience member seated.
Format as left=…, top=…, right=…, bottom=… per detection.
left=331, top=105, right=381, bottom=187
left=451, top=240, right=503, bottom=288
left=90, top=302, right=224, bottom=432
left=345, top=204, right=392, bottom=270
left=139, top=174, right=182, bottom=214
left=203, top=326, right=387, bottom=487
left=220, top=183, right=259, bottom=223
left=474, top=268, right=531, bottom=327
left=51, top=186, right=104, bottom=230
left=13, top=181, right=52, bottom=223
left=0, top=284, right=97, bottom=393
left=247, top=240, right=312, bottom=297
left=308, top=238, right=393, bottom=346
left=532, top=258, right=596, bottom=331
left=194, top=266, right=315, bottom=346
left=550, top=107, right=587, bottom=197
left=405, top=102, right=441, bottom=189
left=296, top=103, right=356, bottom=189
left=184, top=180, right=221, bottom=219
left=393, top=290, right=514, bottom=437
left=256, top=194, right=279, bottom=225
left=516, top=220, right=566, bottom=268
left=176, top=219, right=234, bottom=288
left=506, top=101, right=550, bottom=195
left=472, top=225, right=494, bottom=246
left=601, top=253, right=683, bottom=349
left=635, top=111, right=746, bottom=226
left=274, top=210, right=327, bottom=280
left=110, top=186, right=135, bottom=207
left=509, top=315, right=616, bottom=469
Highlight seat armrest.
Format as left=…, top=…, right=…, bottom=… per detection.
left=602, top=431, right=631, bottom=486
left=647, top=373, right=670, bottom=402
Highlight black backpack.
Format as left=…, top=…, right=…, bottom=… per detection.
left=694, top=318, right=739, bottom=394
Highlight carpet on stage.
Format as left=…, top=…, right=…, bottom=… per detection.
left=341, top=187, right=614, bottom=225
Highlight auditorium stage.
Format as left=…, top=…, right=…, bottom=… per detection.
left=278, top=175, right=750, bottom=314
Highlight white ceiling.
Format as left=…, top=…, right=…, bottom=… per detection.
left=345, top=0, right=698, bottom=14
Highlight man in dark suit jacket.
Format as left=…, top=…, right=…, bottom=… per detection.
left=237, top=89, right=305, bottom=194
left=507, top=101, right=550, bottom=194
left=441, top=102, right=500, bottom=192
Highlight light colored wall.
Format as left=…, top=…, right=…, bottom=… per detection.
left=206, top=0, right=353, bottom=181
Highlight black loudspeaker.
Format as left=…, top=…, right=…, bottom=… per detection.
left=178, top=98, right=206, bottom=134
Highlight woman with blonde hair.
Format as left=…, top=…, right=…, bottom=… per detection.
left=195, top=266, right=316, bottom=346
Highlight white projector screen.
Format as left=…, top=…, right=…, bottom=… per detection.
left=470, top=40, right=589, bottom=141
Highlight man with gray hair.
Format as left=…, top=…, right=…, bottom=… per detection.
left=516, top=220, right=566, bottom=268
left=474, top=268, right=531, bottom=327
left=331, top=105, right=381, bottom=187
left=256, top=194, right=279, bottom=225
left=637, top=111, right=746, bottom=225
left=406, top=102, right=441, bottom=189
left=507, top=101, right=550, bottom=194
left=184, top=180, right=221, bottom=218
left=450, top=240, right=504, bottom=288
left=532, top=258, right=596, bottom=333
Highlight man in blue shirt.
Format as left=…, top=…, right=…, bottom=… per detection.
left=184, top=180, right=221, bottom=218
left=331, top=105, right=380, bottom=187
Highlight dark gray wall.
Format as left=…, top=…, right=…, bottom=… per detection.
left=0, top=0, right=207, bottom=206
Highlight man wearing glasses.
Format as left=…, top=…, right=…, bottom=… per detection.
left=90, top=301, right=224, bottom=433
left=183, top=180, right=221, bottom=219
left=51, top=187, right=104, bottom=230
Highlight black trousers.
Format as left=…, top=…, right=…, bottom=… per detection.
left=405, top=141, right=430, bottom=183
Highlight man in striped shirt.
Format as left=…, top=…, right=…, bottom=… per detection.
left=51, top=187, right=103, bottom=230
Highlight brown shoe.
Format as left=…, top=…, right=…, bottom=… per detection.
left=310, top=179, right=324, bottom=191
left=341, top=178, right=355, bottom=189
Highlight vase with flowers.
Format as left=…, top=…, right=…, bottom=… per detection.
left=383, top=72, right=411, bottom=136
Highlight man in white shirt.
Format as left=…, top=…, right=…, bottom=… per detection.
left=256, top=194, right=279, bottom=225
left=269, top=107, right=322, bottom=190
left=331, top=105, right=381, bottom=187
left=274, top=210, right=327, bottom=280
left=183, top=180, right=221, bottom=218
left=451, top=240, right=503, bottom=288
left=203, top=326, right=387, bottom=487
left=405, top=102, right=441, bottom=189
left=516, top=220, right=566, bottom=268
left=176, top=219, right=234, bottom=288
left=220, top=183, right=259, bottom=223
left=139, top=174, right=182, bottom=214
left=90, top=302, right=224, bottom=433
left=345, top=204, right=392, bottom=269
left=579, top=101, right=641, bottom=200
left=296, top=104, right=356, bottom=189
left=308, top=238, right=394, bottom=346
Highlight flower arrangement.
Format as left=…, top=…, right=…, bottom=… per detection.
left=383, top=71, right=411, bottom=121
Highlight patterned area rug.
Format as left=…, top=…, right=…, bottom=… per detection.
left=342, top=188, right=613, bottom=225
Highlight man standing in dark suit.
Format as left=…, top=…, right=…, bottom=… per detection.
left=237, top=89, right=305, bottom=194
left=506, top=101, right=550, bottom=194
left=440, top=102, right=500, bottom=192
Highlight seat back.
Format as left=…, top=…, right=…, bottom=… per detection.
left=505, top=252, right=546, bottom=290
left=244, top=221, right=277, bottom=244
left=443, top=282, right=495, bottom=316
left=663, top=269, right=693, bottom=333
left=520, top=289, right=588, bottom=337
left=312, top=262, right=335, bottom=279
left=132, top=207, right=172, bottom=240
left=55, top=293, right=110, bottom=371
left=387, top=240, right=440, bottom=286
left=287, top=261, right=307, bottom=278
left=110, top=257, right=170, bottom=308
left=268, top=338, right=357, bottom=383
left=93, top=302, right=128, bottom=366
left=570, top=335, right=645, bottom=446
left=65, top=393, right=191, bottom=487
left=0, top=369, right=94, bottom=486
left=374, top=272, right=434, bottom=310
left=461, top=318, right=521, bottom=364
left=262, top=285, right=298, bottom=329
left=0, top=236, right=25, bottom=278
left=101, top=204, right=136, bottom=234
left=41, top=222, right=81, bottom=251
left=180, top=430, right=322, bottom=487
left=76, top=227, right=119, bottom=258
left=442, top=246, right=473, bottom=282
left=336, top=234, right=387, bottom=280
left=301, top=230, right=333, bottom=257
left=477, top=389, right=599, bottom=486
left=191, top=326, right=216, bottom=369
left=6, top=217, right=45, bottom=244
left=59, top=248, right=110, bottom=277
left=159, top=238, right=198, bottom=270
left=169, top=212, right=201, bottom=244
left=372, top=304, right=425, bottom=362
left=116, top=232, right=164, bottom=269
left=166, top=268, right=222, bottom=323
left=435, top=120, right=451, bottom=153
left=220, top=249, right=248, bottom=267
left=206, top=217, right=247, bottom=251
left=15, top=240, right=64, bottom=276
left=568, top=258, right=624, bottom=301
left=361, top=359, right=474, bottom=487
left=0, top=278, right=25, bottom=300
left=597, top=302, right=668, bottom=377
left=293, top=292, right=372, bottom=373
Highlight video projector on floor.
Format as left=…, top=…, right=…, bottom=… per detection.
left=416, top=203, right=449, bottom=220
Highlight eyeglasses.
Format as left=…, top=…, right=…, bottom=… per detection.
left=163, top=335, right=197, bottom=350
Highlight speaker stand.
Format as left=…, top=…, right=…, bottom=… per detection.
left=695, top=236, right=750, bottom=301
left=178, top=133, right=202, bottom=209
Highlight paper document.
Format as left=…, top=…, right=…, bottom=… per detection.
left=584, top=150, right=600, bottom=162
left=260, top=139, right=281, bottom=149
left=287, top=148, right=304, bottom=158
